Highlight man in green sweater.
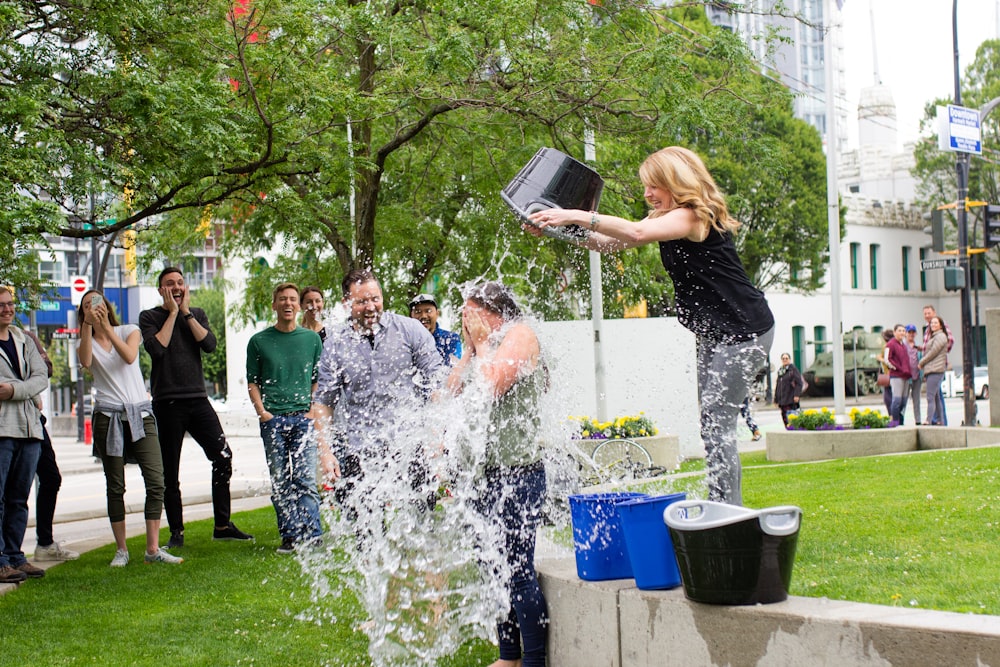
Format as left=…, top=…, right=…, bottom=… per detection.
left=247, top=282, right=324, bottom=554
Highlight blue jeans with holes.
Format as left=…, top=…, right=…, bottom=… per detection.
left=260, top=413, right=322, bottom=542
left=697, top=327, right=774, bottom=506
left=0, top=437, right=41, bottom=568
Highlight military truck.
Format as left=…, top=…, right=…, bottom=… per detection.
left=802, top=330, right=886, bottom=396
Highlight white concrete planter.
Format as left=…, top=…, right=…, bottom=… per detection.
left=573, top=434, right=681, bottom=471
left=766, top=426, right=916, bottom=462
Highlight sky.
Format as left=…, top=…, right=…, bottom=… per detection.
left=838, top=0, right=1000, bottom=150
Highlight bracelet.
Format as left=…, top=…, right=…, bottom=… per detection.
left=183, top=312, right=194, bottom=320
left=589, top=211, right=599, bottom=229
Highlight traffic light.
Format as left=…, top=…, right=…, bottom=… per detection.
left=986, top=204, right=1000, bottom=248
left=924, top=209, right=945, bottom=252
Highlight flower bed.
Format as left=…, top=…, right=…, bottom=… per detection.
left=787, top=407, right=896, bottom=431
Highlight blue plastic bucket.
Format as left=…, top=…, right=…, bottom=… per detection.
left=617, top=492, right=687, bottom=590
left=569, top=492, right=646, bottom=581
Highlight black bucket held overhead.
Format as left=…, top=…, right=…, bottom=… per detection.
left=501, top=147, right=604, bottom=245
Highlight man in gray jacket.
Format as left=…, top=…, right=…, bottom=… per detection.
left=0, top=287, right=48, bottom=583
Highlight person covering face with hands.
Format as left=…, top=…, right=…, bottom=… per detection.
left=139, top=267, right=253, bottom=548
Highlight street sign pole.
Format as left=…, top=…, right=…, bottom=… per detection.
left=951, top=0, right=977, bottom=426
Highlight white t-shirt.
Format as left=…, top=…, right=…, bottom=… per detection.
left=80, top=324, right=148, bottom=405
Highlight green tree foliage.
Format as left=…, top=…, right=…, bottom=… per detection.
left=190, top=281, right=228, bottom=396
left=3, top=0, right=837, bottom=320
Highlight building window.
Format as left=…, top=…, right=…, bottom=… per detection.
left=813, top=325, right=827, bottom=354
left=792, top=326, right=806, bottom=371
left=919, top=247, right=928, bottom=291
left=869, top=243, right=880, bottom=290
left=850, top=243, right=860, bottom=288
left=901, top=246, right=911, bottom=291
left=38, top=256, right=65, bottom=283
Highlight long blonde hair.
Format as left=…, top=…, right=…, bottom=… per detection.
left=638, top=146, right=739, bottom=235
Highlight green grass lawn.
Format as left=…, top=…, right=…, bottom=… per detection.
left=643, top=446, right=1000, bottom=614
left=0, top=507, right=494, bottom=666
left=3, top=447, right=999, bottom=664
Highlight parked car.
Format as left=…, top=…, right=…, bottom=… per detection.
left=942, top=366, right=989, bottom=399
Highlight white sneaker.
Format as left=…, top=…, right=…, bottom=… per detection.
left=110, top=549, right=129, bottom=568
left=144, top=548, right=183, bottom=565
left=34, top=542, right=80, bottom=561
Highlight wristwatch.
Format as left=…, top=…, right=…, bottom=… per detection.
left=183, top=312, right=195, bottom=320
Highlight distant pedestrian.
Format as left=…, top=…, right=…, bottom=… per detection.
left=904, top=324, right=922, bottom=425
left=0, top=287, right=48, bottom=583
left=79, top=290, right=181, bottom=567
left=247, top=282, right=324, bottom=554
left=875, top=329, right=894, bottom=415
left=919, top=305, right=952, bottom=425
left=740, top=397, right=762, bottom=441
left=22, top=328, right=79, bottom=562
left=919, top=316, right=949, bottom=426
left=885, top=325, right=911, bottom=424
left=773, top=353, right=804, bottom=428
left=299, top=286, right=327, bottom=342
left=409, top=293, right=462, bottom=366
left=139, top=267, right=253, bottom=548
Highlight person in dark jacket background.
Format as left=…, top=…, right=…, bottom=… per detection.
left=773, top=353, right=804, bottom=428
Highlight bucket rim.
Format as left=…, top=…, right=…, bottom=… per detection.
left=617, top=492, right=687, bottom=509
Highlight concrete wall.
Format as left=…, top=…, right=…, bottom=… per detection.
left=538, top=558, right=1000, bottom=666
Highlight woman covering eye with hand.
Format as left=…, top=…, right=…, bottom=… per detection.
left=445, top=281, right=548, bottom=667
left=78, top=291, right=182, bottom=568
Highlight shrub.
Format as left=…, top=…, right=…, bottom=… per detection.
left=571, top=413, right=658, bottom=439
left=850, top=407, right=893, bottom=429
left=787, top=408, right=836, bottom=430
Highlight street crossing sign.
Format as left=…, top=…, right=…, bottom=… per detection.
left=920, top=258, right=958, bottom=271
left=937, top=104, right=982, bottom=154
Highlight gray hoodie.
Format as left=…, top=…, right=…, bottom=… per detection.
left=0, top=326, right=47, bottom=440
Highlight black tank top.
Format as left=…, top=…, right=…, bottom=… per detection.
left=658, top=227, right=774, bottom=343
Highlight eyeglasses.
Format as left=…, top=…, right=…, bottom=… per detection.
left=0, top=302, right=15, bottom=310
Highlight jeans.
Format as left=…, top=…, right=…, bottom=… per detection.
left=153, top=398, right=233, bottom=531
left=889, top=376, right=909, bottom=425
left=696, top=327, right=774, bottom=506
left=0, top=437, right=42, bottom=568
left=740, top=397, right=759, bottom=433
left=925, top=373, right=944, bottom=425
left=908, top=377, right=922, bottom=424
left=34, top=418, right=62, bottom=547
left=472, top=463, right=548, bottom=667
left=260, top=413, right=322, bottom=542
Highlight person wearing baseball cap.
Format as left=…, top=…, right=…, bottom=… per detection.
left=904, top=324, right=922, bottom=425
left=409, top=293, right=462, bottom=366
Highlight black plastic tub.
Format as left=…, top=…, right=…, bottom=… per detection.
left=663, top=500, right=802, bottom=605
left=500, top=147, right=604, bottom=245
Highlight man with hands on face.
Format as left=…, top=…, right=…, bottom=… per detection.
left=139, top=267, right=253, bottom=549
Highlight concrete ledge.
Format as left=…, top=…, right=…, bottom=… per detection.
left=767, top=426, right=1000, bottom=462
left=538, top=558, right=1000, bottom=666
left=767, top=426, right=916, bottom=462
